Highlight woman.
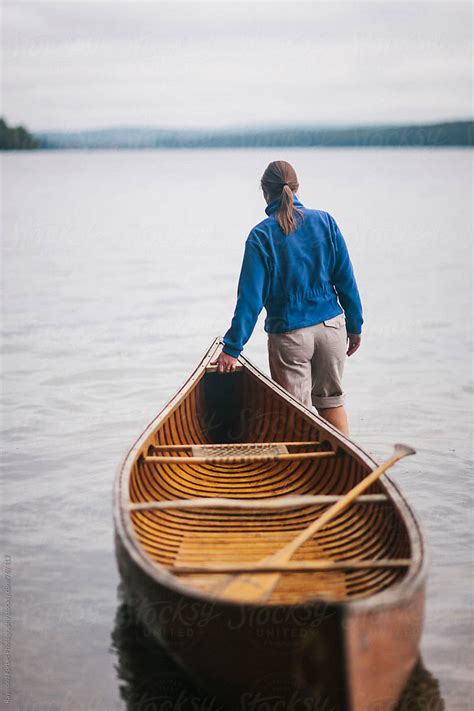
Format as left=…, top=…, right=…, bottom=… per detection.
left=212, top=160, right=363, bottom=436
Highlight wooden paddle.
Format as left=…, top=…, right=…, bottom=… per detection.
left=212, top=443, right=416, bottom=603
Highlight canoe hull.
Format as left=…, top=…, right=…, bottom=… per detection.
left=114, top=337, right=428, bottom=710
left=116, top=536, right=425, bottom=711
left=115, top=532, right=425, bottom=710
left=345, top=583, right=426, bottom=709
left=115, top=531, right=348, bottom=708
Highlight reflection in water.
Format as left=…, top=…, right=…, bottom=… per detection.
left=396, top=660, right=444, bottom=710
left=112, top=596, right=224, bottom=710
left=111, top=592, right=444, bottom=711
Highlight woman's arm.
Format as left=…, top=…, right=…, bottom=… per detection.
left=212, top=236, right=268, bottom=373
left=328, top=215, right=364, bottom=339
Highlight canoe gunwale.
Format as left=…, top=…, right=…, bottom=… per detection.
left=113, top=336, right=428, bottom=613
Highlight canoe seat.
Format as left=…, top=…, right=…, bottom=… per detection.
left=175, top=531, right=348, bottom=600
left=191, top=443, right=288, bottom=457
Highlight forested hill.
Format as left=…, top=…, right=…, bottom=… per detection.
left=36, top=120, right=473, bottom=149
left=0, top=118, right=38, bottom=149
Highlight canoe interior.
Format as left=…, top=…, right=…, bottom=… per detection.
left=127, top=369, right=411, bottom=604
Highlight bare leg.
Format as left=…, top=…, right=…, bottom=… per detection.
left=317, top=405, right=349, bottom=436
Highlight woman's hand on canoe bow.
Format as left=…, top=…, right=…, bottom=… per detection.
left=211, top=351, right=239, bottom=374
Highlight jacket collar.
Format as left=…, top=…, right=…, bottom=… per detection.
left=265, top=193, right=304, bottom=216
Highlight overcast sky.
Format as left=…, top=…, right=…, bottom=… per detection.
left=2, top=0, right=472, bottom=132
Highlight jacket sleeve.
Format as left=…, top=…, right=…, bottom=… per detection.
left=328, top=215, right=364, bottom=334
left=222, top=237, right=269, bottom=358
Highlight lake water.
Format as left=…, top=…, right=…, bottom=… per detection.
left=2, top=148, right=472, bottom=709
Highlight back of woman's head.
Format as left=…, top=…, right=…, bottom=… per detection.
left=260, top=160, right=304, bottom=236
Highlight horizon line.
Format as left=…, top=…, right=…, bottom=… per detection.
left=31, top=117, right=474, bottom=135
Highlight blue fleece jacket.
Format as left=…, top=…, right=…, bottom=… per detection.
left=222, top=194, right=363, bottom=359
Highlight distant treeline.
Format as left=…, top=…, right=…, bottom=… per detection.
left=36, top=120, right=473, bottom=149
left=0, top=118, right=38, bottom=150
left=2, top=118, right=473, bottom=150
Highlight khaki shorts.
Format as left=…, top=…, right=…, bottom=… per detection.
left=267, top=313, right=347, bottom=410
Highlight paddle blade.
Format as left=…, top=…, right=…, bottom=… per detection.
left=213, top=572, right=281, bottom=603
left=394, top=443, right=417, bottom=458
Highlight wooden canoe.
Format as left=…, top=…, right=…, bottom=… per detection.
left=114, top=336, right=428, bottom=710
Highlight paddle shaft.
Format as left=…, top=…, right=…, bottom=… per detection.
left=273, top=451, right=404, bottom=561
left=214, top=445, right=415, bottom=603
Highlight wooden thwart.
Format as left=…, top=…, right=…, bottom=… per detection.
left=150, top=441, right=321, bottom=450
left=129, top=494, right=388, bottom=512
left=170, top=558, right=412, bottom=575
left=144, top=450, right=336, bottom=464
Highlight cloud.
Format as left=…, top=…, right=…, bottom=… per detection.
left=2, top=1, right=472, bottom=130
